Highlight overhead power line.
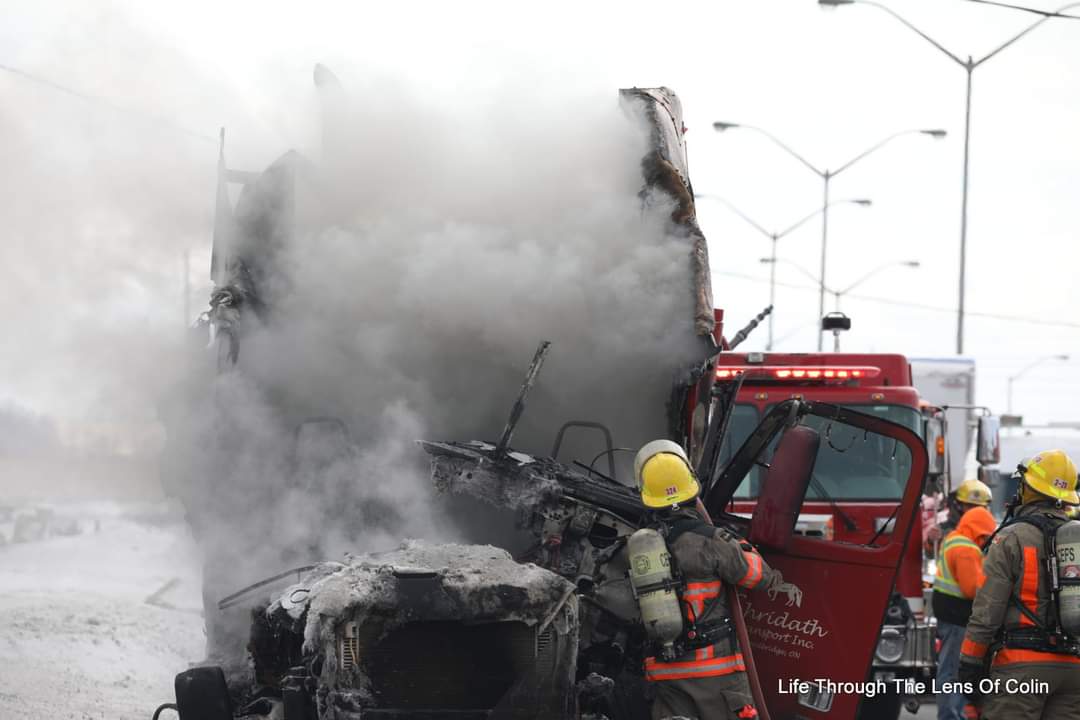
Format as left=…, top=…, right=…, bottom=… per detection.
left=0, top=61, right=216, bottom=144
left=715, top=270, right=1080, bottom=330
left=964, top=0, right=1080, bottom=18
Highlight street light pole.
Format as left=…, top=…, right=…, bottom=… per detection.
left=959, top=62, right=973, bottom=354
left=820, top=0, right=1080, bottom=354
left=768, top=234, right=778, bottom=347
left=713, top=122, right=944, bottom=350
left=819, top=174, right=831, bottom=348
left=1007, top=354, right=1070, bottom=414
left=696, top=194, right=870, bottom=350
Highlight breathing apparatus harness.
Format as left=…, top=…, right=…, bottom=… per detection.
left=981, top=471, right=1080, bottom=657
left=629, top=513, right=736, bottom=660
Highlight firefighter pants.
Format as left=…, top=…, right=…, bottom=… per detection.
left=936, top=621, right=968, bottom=720
left=651, top=670, right=757, bottom=720
left=980, top=662, right=1080, bottom=719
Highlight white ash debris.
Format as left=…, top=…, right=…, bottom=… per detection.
left=264, top=540, right=575, bottom=656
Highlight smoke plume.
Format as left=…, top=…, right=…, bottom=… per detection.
left=159, top=74, right=706, bottom=656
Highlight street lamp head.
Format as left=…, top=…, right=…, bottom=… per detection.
left=903, top=260, right=921, bottom=268
left=853, top=198, right=873, bottom=206
left=759, top=257, right=776, bottom=264
left=712, top=121, right=740, bottom=132
left=921, top=129, right=948, bottom=139
left=818, top=0, right=855, bottom=5
left=1057, top=354, right=1071, bottom=361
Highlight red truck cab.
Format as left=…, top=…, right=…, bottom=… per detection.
left=712, top=351, right=938, bottom=719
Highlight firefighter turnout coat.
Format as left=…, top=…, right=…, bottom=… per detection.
left=645, top=510, right=798, bottom=720
left=961, top=502, right=1080, bottom=718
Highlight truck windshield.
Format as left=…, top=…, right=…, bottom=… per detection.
left=730, top=403, right=920, bottom=501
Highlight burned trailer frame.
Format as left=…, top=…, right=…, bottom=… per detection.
left=619, top=87, right=718, bottom=470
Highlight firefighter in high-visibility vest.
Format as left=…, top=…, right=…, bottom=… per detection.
left=632, top=440, right=802, bottom=720
left=932, top=479, right=996, bottom=720
left=959, top=450, right=1080, bottom=718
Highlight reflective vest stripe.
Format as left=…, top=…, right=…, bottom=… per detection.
left=944, top=536, right=980, bottom=552
left=737, top=551, right=763, bottom=589
left=1018, top=546, right=1040, bottom=627
left=683, top=580, right=721, bottom=621
left=993, top=647, right=1080, bottom=666
left=695, top=644, right=715, bottom=661
left=933, top=534, right=980, bottom=599
left=645, top=651, right=746, bottom=681
left=961, top=638, right=988, bottom=658
left=685, top=581, right=722, bottom=596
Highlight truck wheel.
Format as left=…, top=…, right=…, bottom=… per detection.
left=857, top=688, right=901, bottom=720
left=174, top=666, right=233, bottom=720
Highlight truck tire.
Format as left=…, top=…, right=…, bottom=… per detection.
left=174, top=666, right=232, bottom=720
left=857, top=688, right=901, bottom=720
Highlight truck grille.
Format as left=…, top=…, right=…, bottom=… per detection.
left=365, top=621, right=536, bottom=710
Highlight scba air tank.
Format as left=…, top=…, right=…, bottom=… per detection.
left=1056, top=520, right=1080, bottom=636
left=628, top=528, right=684, bottom=659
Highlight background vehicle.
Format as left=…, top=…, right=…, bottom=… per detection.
left=910, top=357, right=976, bottom=490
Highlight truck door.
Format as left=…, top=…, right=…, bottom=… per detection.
left=704, top=400, right=927, bottom=719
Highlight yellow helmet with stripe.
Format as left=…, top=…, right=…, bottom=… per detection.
left=1019, top=450, right=1079, bottom=506
left=955, top=478, right=993, bottom=507
left=634, top=439, right=699, bottom=508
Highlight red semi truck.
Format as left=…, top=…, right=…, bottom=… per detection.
left=709, top=349, right=947, bottom=719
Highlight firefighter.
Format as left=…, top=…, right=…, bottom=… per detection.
left=959, top=450, right=1080, bottom=718
left=932, top=479, right=996, bottom=720
left=632, top=440, right=802, bottom=720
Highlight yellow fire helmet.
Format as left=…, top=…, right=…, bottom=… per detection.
left=634, top=439, right=700, bottom=508
left=1019, top=450, right=1080, bottom=506
left=955, top=478, right=993, bottom=507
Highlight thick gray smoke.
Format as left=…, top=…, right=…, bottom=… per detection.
left=157, top=74, right=708, bottom=660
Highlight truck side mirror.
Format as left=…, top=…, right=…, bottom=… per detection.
left=976, top=415, right=1001, bottom=465
left=925, top=416, right=946, bottom=476
left=749, top=425, right=819, bottom=552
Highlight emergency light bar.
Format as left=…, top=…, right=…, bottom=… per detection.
left=714, top=366, right=882, bottom=381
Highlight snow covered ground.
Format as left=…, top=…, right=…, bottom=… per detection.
left=0, top=502, right=205, bottom=720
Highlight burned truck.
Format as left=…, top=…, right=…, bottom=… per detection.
left=155, top=77, right=718, bottom=719
left=155, top=73, right=929, bottom=720
left=158, top=375, right=929, bottom=720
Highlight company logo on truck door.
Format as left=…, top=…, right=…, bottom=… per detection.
left=742, top=598, right=831, bottom=659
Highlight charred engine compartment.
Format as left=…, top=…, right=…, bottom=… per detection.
left=233, top=543, right=579, bottom=720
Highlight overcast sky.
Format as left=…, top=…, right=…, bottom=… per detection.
left=2, top=0, right=1078, bottom=427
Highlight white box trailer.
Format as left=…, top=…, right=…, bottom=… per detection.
left=910, top=357, right=977, bottom=492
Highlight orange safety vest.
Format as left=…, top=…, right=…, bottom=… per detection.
left=644, top=579, right=747, bottom=681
